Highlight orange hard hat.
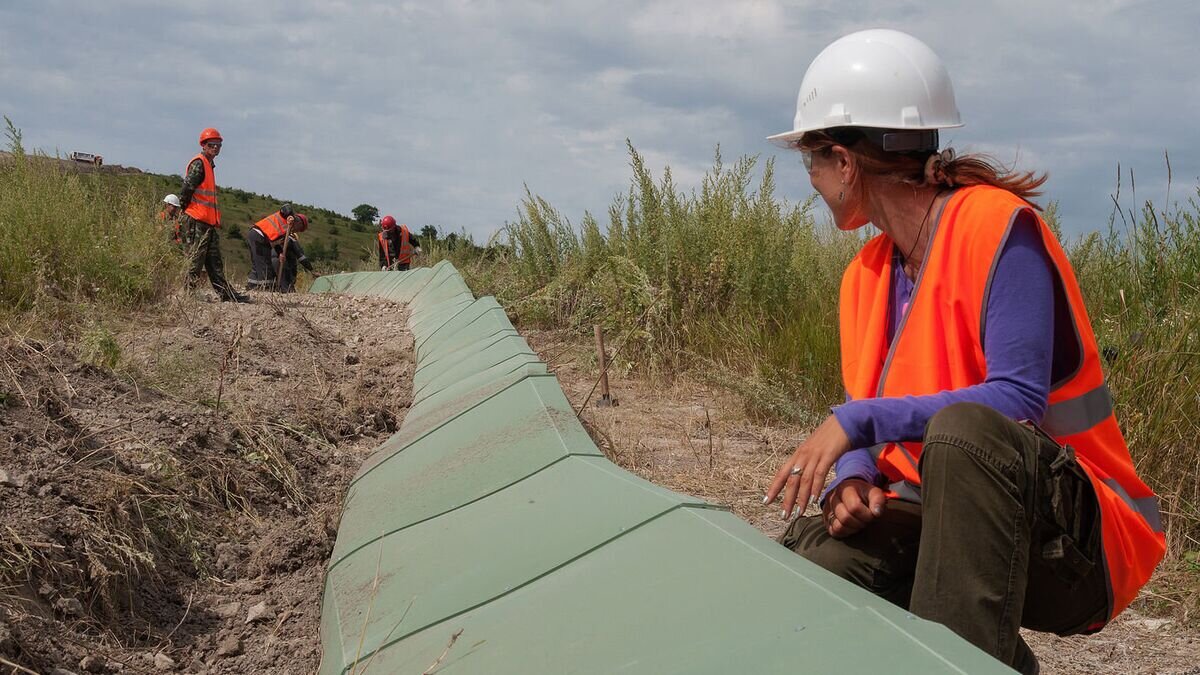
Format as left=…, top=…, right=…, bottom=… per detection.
left=293, top=214, right=309, bottom=232
left=380, top=215, right=396, bottom=230
left=199, top=128, right=223, bottom=145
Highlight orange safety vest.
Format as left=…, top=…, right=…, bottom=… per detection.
left=839, top=184, right=1164, bottom=626
left=255, top=211, right=288, bottom=243
left=378, top=226, right=415, bottom=266
left=378, top=231, right=392, bottom=266
left=397, top=225, right=414, bottom=264
left=183, top=154, right=220, bottom=226
left=158, top=209, right=181, bottom=243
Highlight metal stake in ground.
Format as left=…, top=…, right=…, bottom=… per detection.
left=593, top=324, right=618, bottom=407
left=576, top=290, right=664, bottom=417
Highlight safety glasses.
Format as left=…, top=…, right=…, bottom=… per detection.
left=800, top=148, right=813, bottom=172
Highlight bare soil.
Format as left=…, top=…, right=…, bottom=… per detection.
left=525, top=329, right=1200, bottom=675
left=2, top=295, right=1195, bottom=674
left=0, top=291, right=412, bottom=674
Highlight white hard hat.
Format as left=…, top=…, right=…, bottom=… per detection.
left=768, top=29, right=963, bottom=146
left=163, top=194, right=181, bottom=207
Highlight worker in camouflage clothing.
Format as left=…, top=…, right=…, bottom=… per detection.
left=178, top=127, right=249, bottom=303
left=278, top=233, right=320, bottom=292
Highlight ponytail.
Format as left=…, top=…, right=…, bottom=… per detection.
left=924, top=148, right=1047, bottom=207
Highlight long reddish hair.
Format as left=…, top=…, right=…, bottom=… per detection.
left=798, top=128, right=1048, bottom=209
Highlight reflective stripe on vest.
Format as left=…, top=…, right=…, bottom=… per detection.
left=838, top=184, right=1165, bottom=624
left=255, top=212, right=288, bottom=243
left=1102, top=477, right=1163, bottom=533
left=1042, top=383, right=1114, bottom=437
left=183, top=154, right=220, bottom=226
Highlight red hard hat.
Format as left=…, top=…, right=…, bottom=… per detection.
left=199, top=128, right=223, bottom=145
left=293, top=213, right=309, bottom=232
left=380, top=215, right=396, bottom=230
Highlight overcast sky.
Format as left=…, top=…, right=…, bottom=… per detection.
left=2, top=1, right=1196, bottom=240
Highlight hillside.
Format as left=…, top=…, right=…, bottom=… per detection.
left=2, top=151, right=384, bottom=276
left=116, top=170, right=380, bottom=276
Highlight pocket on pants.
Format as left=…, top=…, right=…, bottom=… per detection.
left=1034, top=439, right=1100, bottom=588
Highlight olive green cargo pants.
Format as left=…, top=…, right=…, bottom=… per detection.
left=779, top=403, right=1109, bottom=675
left=181, top=214, right=237, bottom=300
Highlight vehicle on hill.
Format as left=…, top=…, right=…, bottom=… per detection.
left=69, top=151, right=103, bottom=166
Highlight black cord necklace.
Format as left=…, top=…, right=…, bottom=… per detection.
left=903, top=190, right=941, bottom=277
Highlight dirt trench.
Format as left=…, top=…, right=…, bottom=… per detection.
left=0, top=291, right=413, bottom=674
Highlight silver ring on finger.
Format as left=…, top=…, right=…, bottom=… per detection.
left=789, top=465, right=803, bottom=476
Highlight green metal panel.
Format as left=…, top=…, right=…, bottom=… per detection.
left=387, top=268, right=442, bottom=304
left=407, top=262, right=468, bottom=309
left=337, top=506, right=1011, bottom=675
left=313, top=265, right=1014, bottom=675
left=410, top=358, right=546, bottom=410
left=413, top=296, right=503, bottom=352
left=408, top=296, right=476, bottom=342
left=363, top=271, right=420, bottom=300
left=412, top=335, right=538, bottom=396
left=345, top=270, right=400, bottom=297
left=405, top=366, right=549, bottom=442
left=334, top=375, right=603, bottom=563
left=415, top=297, right=516, bottom=362
left=326, top=456, right=702, bottom=664
left=415, top=353, right=545, bottom=409
left=349, top=372, right=597, bottom=488
left=311, top=269, right=436, bottom=300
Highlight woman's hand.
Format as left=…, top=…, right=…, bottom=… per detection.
left=823, top=478, right=886, bottom=538
left=764, top=414, right=852, bottom=519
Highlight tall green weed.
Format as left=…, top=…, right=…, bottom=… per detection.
left=482, top=143, right=860, bottom=419
left=1069, top=179, right=1200, bottom=551
left=457, top=143, right=1200, bottom=550
left=0, top=118, right=180, bottom=326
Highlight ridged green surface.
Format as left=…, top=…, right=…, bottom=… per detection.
left=311, top=264, right=1013, bottom=675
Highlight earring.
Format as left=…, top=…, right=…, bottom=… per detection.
left=838, top=180, right=845, bottom=203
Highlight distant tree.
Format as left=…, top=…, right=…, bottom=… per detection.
left=420, top=225, right=439, bottom=243
left=351, top=203, right=379, bottom=225
left=329, top=223, right=340, bottom=237
left=444, top=232, right=459, bottom=249
left=327, top=240, right=340, bottom=261
left=307, top=239, right=328, bottom=261
left=226, top=227, right=243, bottom=240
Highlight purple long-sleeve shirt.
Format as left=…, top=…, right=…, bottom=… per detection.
left=826, top=211, right=1056, bottom=494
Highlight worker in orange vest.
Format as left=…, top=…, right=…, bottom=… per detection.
left=246, top=207, right=320, bottom=292
left=159, top=194, right=182, bottom=246
left=377, top=215, right=421, bottom=271
left=177, top=127, right=248, bottom=302
left=762, top=30, right=1163, bottom=675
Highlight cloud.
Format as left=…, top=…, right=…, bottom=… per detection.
left=1, top=0, right=1197, bottom=241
